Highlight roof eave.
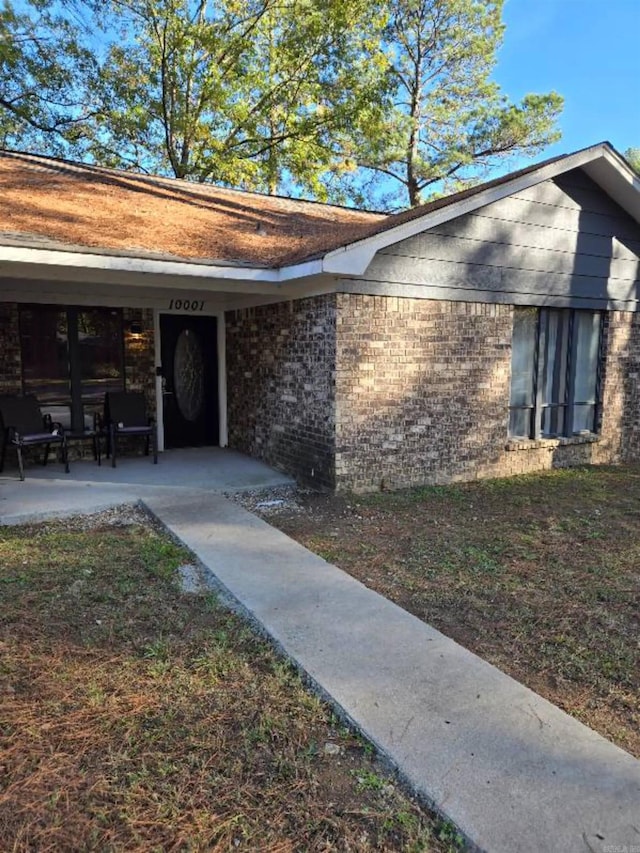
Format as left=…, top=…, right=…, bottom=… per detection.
left=0, top=244, right=325, bottom=285
left=581, top=145, right=640, bottom=227
left=3, top=143, right=638, bottom=286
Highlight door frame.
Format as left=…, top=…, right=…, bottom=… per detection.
left=154, top=308, right=227, bottom=452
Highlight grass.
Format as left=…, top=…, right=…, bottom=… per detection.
left=272, top=466, right=640, bottom=758
left=0, top=512, right=460, bottom=852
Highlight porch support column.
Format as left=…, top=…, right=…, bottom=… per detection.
left=66, top=308, right=85, bottom=433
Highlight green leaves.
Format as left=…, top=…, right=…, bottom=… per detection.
left=625, top=148, right=640, bottom=175
left=0, top=0, right=96, bottom=152
left=82, top=0, right=388, bottom=196
left=355, top=0, right=564, bottom=206
left=1, top=0, right=564, bottom=208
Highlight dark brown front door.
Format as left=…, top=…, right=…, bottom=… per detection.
left=159, top=314, right=218, bottom=448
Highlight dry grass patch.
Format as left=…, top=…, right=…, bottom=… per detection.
left=271, top=466, right=640, bottom=758
left=0, top=511, right=459, bottom=852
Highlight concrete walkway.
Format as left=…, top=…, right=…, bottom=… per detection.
left=2, top=476, right=639, bottom=852
left=143, top=490, right=640, bottom=853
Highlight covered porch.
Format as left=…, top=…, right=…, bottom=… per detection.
left=0, top=260, right=292, bottom=451
left=0, top=147, right=345, bottom=492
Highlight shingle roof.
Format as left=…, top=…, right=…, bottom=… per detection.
left=0, top=144, right=612, bottom=269
left=0, top=151, right=387, bottom=267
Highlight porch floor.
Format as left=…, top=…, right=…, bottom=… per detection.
left=0, top=447, right=294, bottom=524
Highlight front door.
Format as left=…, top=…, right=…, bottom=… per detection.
left=159, top=314, right=218, bottom=448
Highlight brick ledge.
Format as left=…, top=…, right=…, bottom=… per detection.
left=505, top=433, right=600, bottom=452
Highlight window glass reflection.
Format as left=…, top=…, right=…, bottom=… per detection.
left=19, top=306, right=70, bottom=404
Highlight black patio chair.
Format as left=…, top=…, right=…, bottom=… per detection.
left=0, top=394, right=69, bottom=481
left=104, top=391, right=157, bottom=468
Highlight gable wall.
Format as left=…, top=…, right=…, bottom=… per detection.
left=338, top=170, right=640, bottom=311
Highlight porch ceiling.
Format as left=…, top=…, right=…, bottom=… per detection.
left=0, top=274, right=289, bottom=312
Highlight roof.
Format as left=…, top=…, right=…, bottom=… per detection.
left=0, top=151, right=387, bottom=267
left=1, top=142, right=638, bottom=277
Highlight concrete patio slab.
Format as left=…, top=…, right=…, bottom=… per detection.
left=0, top=447, right=293, bottom=524
left=1, top=446, right=293, bottom=491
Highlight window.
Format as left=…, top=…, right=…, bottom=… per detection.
left=19, top=306, right=70, bottom=405
left=19, top=305, right=124, bottom=428
left=509, top=307, right=603, bottom=439
left=77, top=309, right=125, bottom=406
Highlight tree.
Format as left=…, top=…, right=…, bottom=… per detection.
left=354, top=0, right=564, bottom=207
left=625, top=148, right=640, bottom=175
left=84, top=0, right=385, bottom=197
left=1, top=0, right=564, bottom=208
left=0, top=0, right=95, bottom=152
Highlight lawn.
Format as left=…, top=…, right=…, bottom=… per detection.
left=0, top=509, right=460, bottom=852
left=271, top=467, right=640, bottom=759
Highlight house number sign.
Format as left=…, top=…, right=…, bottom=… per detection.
left=167, top=298, right=206, bottom=311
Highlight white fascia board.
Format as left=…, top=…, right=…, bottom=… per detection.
left=0, top=245, right=323, bottom=284
left=276, top=259, right=324, bottom=280
left=321, top=144, right=617, bottom=276
left=0, top=246, right=280, bottom=280
left=583, top=148, right=640, bottom=225
left=602, top=146, right=640, bottom=189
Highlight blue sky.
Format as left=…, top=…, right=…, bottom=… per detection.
left=497, top=0, right=640, bottom=161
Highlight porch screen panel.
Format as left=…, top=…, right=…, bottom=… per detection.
left=77, top=309, right=124, bottom=407
left=19, top=306, right=70, bottom=404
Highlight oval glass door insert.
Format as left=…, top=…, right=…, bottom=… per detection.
left=173, top=329, right=204, bottom=421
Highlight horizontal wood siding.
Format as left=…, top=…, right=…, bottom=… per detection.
left=340, top=169, right=640, bottom=310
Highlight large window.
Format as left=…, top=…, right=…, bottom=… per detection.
left=509, top=307, right=604, bottom=439
left=76, top=309, right=125, bottom=406
left=19, top=305, right=125, bottom=428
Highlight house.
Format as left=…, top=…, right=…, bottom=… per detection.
left=1, top=141, right=639, bottom=491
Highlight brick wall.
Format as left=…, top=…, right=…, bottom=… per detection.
left=594, top=310, right=640, bottom=464
left=334, top=294, right=640, bottom=492
left=335, top=295, right=513, bottom=491
left=225, top=296, right=336, bottom=488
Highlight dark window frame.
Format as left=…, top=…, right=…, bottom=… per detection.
left=509, top=307, right=605, bottom=440
left=19, top=304, right=126, bottom=432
